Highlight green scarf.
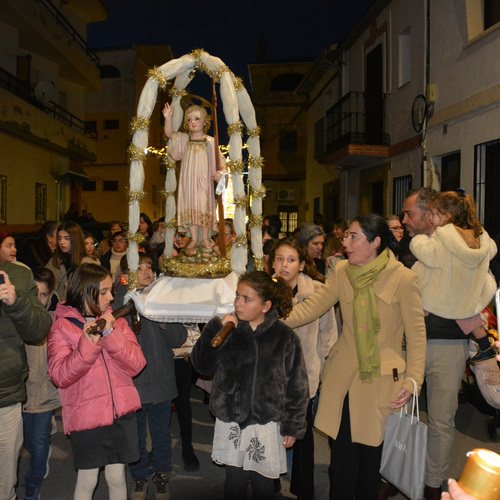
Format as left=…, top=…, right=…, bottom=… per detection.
left=345, top=248, right=390, bottom=383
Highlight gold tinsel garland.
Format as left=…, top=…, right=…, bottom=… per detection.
left=128, top=270, right=139, bottom=291
left=162, top=257, right=232, bottom=278
left=227, top=159, right=245, bottom=174
left=159, top=189, right=175, bottom=199
left=190, top=49, right=211, bottom=75
left=162, top=157, right=176, bottom=170
left=127, top=189, right=147, bottom=204
left=128, top=143, right=146, bottom=162
left=147, top=66, right=169, bottom=90
left=214, top=65, right=232, bottom=82
left=234, top=77, right=244, bottom=92
left=250, top=186, right=267, bottom=200
left=129, top=116, right=150, bottom=135
left=254, top=257, right=264, bottom=271
left=248, top=214, right=263, bottom=229
left=248, top=155, right=264, bottom=169
left=233, top=195, right=248, bottom=209
left=168, top=86, right=188, bottom=99
left=247, top=126, right=261, bottom=138
left=126, top=232, right=146, bottom=245
left=234, top=234, right=248, bottom=249
left=227, top=121, right=244, bottom=137
left=165, top=217, right=177, bottom=230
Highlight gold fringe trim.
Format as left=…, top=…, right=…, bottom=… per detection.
left=168, top=86, right=188, bottom=98
left=254, top=257, right=264, bottom=271
left=234, top=77, right=245, bottom=92
left=162, top=257, right=232, bottom=278
left=214, top=65, right=231, bottom=82
left=165, top=218, right=178, bottom=230
left=233, top=195, right=248, bottom=209
left=159, top=189, right=175, bottom=199
left=234, top=234, right=248, bottom=249
left=190, top=49, right=211, bottom=75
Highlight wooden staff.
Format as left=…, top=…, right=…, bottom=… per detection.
left=211, top=321, right=236, bottom=349
left=87, top=300, right=137, bottom=335
left=212, top=74, right=227, bottom=259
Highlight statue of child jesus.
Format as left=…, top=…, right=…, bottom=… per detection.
left=163, top=103, right=225, bottom=250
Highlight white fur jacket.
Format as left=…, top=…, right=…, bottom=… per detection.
left=410, top=224, right=497, bottom=319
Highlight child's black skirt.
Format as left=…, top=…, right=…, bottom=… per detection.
left=70, top=412, right=139, bottom=469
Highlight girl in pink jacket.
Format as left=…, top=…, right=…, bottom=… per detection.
left=48, top=263, right=146, bottom=500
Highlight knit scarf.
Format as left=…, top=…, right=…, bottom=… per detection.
left=345, top=248, right=389, bottom=383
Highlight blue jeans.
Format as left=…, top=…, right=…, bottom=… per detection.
left=22, top=411, right=53, bottom=489
left=129, top=402, right=172, bottom=480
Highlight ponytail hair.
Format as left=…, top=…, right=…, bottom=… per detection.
left=432, top=191, right=483, bottom=238
left=238, top=271, right=293, bottom=319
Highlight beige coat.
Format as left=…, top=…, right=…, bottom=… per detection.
left=293, top=273, right=338, bottom=398
left=285, top=252, right=426, bottom=447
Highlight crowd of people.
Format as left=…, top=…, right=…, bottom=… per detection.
left=0, top=186, right=498, bottom=500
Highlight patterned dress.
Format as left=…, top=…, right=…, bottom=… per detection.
left=170, top=132, right=222, bottom=236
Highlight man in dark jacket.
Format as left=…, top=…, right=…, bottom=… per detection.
left=0, top=262, right=52, bottom=499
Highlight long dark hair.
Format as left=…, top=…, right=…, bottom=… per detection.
left=53, top=221, right=86, bottom=269
left=269, top=237, right=325, bottom=284
left=139, top=213, right=153, bottom=239
left=66, top=263, right=111, bottom=317
left=238, top=271, right=293, bottom=319
left=354, top=214, right=398, bottom=255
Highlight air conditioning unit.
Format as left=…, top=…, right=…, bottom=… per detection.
left=278, top=188, right=295, bottom=201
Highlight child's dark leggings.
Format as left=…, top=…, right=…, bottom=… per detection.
left=224, top=465, right=275, bottom=500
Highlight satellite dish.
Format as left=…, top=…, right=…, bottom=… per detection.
left=34, top=81, right=55, bottom=103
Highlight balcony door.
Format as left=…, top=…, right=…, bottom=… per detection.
left=365, top=44, right=383, bottom=144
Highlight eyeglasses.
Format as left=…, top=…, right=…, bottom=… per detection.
left=390, top=226, right=403, bottom=231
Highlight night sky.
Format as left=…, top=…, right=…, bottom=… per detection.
left=87, top=0, right=376, bottom=83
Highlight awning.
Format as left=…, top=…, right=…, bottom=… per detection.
left=64, top=166, right=88, bottom=182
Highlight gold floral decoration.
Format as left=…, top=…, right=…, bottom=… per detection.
left=227, top=121, right=244, bottom=137
left=126, top=189, right=147, bottom=204
left=129, top=116, right=150, bottom=135
left=233, top=195, right=248, bottom=209
left=147, top=66, right=169, bottom=90
left=248, top=155, right=264, bottom=169
left=234, top=77, right=244, bottom=92
left=128, top=143, right=146, bottom=162
left=161, top=257, right=232, bottom=278
left=234, top=234, right=248, bottom=249
left=165, top=217, right=178, bottom=230
left=227, top=159, right=245, bottom=174
left=126, top=232, right=146, bottom=245
left=250, top=186, right=267, bottom=200
left=128, top=270, right=139, bottom=291
left=254, top=257, right=264, bottom=271
left=248, top=215, right=263, bottom=229
left=168, top=86, right=188, bottom=99
left=247, top=126, right=261, bottom=138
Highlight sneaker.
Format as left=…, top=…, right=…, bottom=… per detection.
left=152, top=471, right=171, bottom=500
left=470, top=345, right=497, bottom=364
left=24, top=486, right=40, bottom=500
left=182, top=448, right=200, bottom=472
left=130, top=478, right=148, bottom=500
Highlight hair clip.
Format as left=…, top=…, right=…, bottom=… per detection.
left=455, top=188, right=466, bottom=196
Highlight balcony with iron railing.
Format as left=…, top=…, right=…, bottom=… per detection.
left=315, top=92, right=390, bottom=166
left=0, top=66, right=97, bottom=140
left=38, top=0, right=100, bottom=66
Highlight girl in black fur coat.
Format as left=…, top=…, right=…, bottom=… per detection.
left=191, top=271, right=309, bottom=500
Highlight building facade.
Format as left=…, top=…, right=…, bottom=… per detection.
left=0, top=0, right=105, bottom=229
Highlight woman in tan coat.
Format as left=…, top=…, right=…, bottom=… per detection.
left=285, top=214, right=426, bottom=500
